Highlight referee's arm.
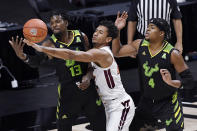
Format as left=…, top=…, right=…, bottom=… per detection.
left=171, top=0, right=183, bottom=53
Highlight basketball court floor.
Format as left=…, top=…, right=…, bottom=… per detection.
left=48, top=102, right=197, bottom=131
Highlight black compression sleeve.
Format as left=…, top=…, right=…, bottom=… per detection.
left=179, top=69, right=194, bottom=89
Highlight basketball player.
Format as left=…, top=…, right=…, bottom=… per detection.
left=23, top=19, right=135, bottom=131
left=9, top=10, right=105, bottom=131
left=112, top=14, right=194, bottom=130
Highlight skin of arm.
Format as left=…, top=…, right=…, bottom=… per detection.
left=78, top=33, right=94, bottom=90
left=172, top=19, right=183, bottom=54
left=23, top=39, right=112, bottom=67
left=41, top=47, right=98, bottom=62
left=112, top=11, right=138, bottom=57
left=41, top=39, right=55, bottom=59
left=82, top=32, right=90, bottom=51
left=171, top=50, right=188, bottom=74
left=160, top=69, right=181, bottom=88
left=112, top=11, right=139, bottom=58
left=112, top=37, right=141, bottom=58
left=78, top=63, right=94, bottom=90
left=160, top=50, right=188, bottom=88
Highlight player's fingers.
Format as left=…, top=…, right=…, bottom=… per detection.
left=16, top=36, right=19, bottom=45
left=117, top=11, right=120, bottom=18
left=23, top=39, right=31, bottom=46
left=19, top=37, right=23, bottom=47
left=160, top=69, right=166, bottom=74
left=122, top=11, right=127, bottom=18
left=160, top=69, right=167, bottom=72
left=160, top=69, right=170, bottom=77
left=10, top=37, right=16, bottom=47
left=21, top=42, right=25, bottom=49
left=8, top=40, right=14, bottom=47
left=11, top=37, right=15, bottom=43
left=79, top=82, right=89, bottom=89
left=125, top=12, right=128, bottom=19
left=23, top=39, right=32, bottom=45
left=120, top=11, right=124, bottom=17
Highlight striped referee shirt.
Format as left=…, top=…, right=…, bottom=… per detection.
left=128, top=0, right=182, bottom=36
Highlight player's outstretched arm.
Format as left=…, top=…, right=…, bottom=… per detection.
left=23, top=39, right=106, bottom=63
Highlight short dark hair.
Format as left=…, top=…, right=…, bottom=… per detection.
left=51, top=9, right=70, bottom=21
left=99, top=20, right=118, bottom=39
left=149, top=18, right=171, bottom=40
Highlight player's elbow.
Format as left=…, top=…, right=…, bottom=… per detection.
left=114, top=52, right=122, bottom=58
left=112, top=50, right=121, bottom=57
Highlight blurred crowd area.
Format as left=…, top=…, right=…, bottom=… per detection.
left=0, top=0, right=130, bottom=25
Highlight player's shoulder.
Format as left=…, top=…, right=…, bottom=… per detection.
left=171, top=49, right=183, bottom=61
left=88, top=48, right=109, bottom=56
left=89, top=48, right=106, bottom=53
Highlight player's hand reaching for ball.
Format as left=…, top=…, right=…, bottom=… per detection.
left=9, top=36, right=27, bottom=60
left=23, top=39, right=43, bottom=52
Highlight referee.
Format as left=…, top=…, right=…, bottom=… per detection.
left=128, top=0, right=183, bottom=53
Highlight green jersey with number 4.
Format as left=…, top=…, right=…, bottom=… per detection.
left=138, top=39, right=177, bottom=100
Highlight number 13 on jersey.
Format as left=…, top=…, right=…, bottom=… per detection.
left=66, top=60, right=82, bottom=77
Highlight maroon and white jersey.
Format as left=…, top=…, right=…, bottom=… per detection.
left=91, top=46, right=127, bottom=102
left=92, top=46, right=135, bottom=131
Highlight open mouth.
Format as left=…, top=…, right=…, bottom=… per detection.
left=145, top=32, right=149, bottom=37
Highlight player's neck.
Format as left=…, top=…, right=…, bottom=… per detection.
left=149, top=40, right=165, bottom=51
left=61, top=31, right=73, bottom=43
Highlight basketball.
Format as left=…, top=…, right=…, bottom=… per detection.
left=23, top=19, right=48, bottom=43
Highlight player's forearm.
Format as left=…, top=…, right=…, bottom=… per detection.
left=85, top=65, right=94, bottom=80
left=168, top=80, right=182, bottom=88
left=173, top=19, right=182, bottom=44
left=38, top=46, right=93, bottom=62
left=112, top=30, right=122, bottom=57
left=112, top=30, right=135, bottom=57
left=127, top=21, right=137, bottom=44
left=38, top=46, right=71, bottom=60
